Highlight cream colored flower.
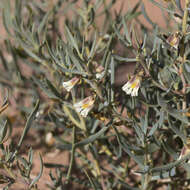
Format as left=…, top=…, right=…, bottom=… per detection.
left=74, top=96, right=95, bottom=117
left=96, top=65, right=105, bottom=79
left=166, top=32, right=180, bottom=49
left=62, top=77, right=79, bottom=92
left=178, top=138, right=190, bottom=161
left=122, top=76, right=141, bottom=96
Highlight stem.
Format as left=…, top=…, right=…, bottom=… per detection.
left=66, top=126, right=76, bottom=181
left=181, top=0, right=190, bottom=112
left=3, top=164, right=16, bottom=180
left=182, top=0, right=190, bottom=35
left=142, top=141, right=151, bottom=190
left=71, top=91, right=87, bottom=131
left=63, top=105, right=86, bottom=131
left=83, top=169, right=97, bottom=190
left=138, top=57, right=182, bottom=96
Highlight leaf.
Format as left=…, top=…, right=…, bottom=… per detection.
left=113, top=24, right=131, bottom=47
left=46, top=42, right=87, bottom=75
left=176, top=0, right=183, bottom=13
left=89, top=32, right=97, bottom=59
left=44, top=163, right=67, bottom=168
left=101, top=51, right=111, bottom=78
left=64, top=25, right=80, bottom=55
left=0, top=101, right=9, bottom=115
left=117, top=180, right=140, bottom=190
left=151, top=167, right=176, bottom=180
left=158, top=67, right=173, bottom=88
left=87, top=7, right=95, bottom=27
left=29, top=154, right=43, bottom=188
left=149, top=0, right=175, bottom=14
left=57, top=127, right=109, bottom=151
left=149, top=151, right=190, bottom=174
left=17, top=100, right=40, bottom=149
left=56, top=143, right=72, bottom=151
left=110, top=56, right=115, bottom=102
left=113, top=126, right=144, bottom=168
left=32, top=77, right=61, bottom=100
left=15, top=0, right=22, bottom=25
left=0, top=50, right=8, bottom=71
left=151, top=25, right=159, bottom=54
left=157, top=94, right=189, bottom=124
left=20, top=42, right=44, bottom=63
left=0, top=120, right=8, bottom=144
left=83, top=169, right=97, bottom=190
left=122, top=17, right=132, bottom=45
left=113, top=55, right=137, bottom=62
left=147, top=143, right=160, bottom=154
left=148, top=111, right=164, bottom=136
left=168, top=116, right=186, bottom=142
left=18, top=156, right=29, bottom=170
left=141, top=3, right=155, bottom=27
left=66, top=47, right=85, bottom=72
left=2, top=0, right=12, bottom=35
left=75, top=127, right=109, bottom=148
left=28, top=148, right=33, bottom=165
left=161, top=140, right=179, bottom=160
left=141, top=109, right=148, bottom=135
left=121, top=141, right=144, bottom=169
left=45, top=78, right=62, bottom=99
left=38, top=10, right=52, bottom=35
left=125, top=1, right=141, bottom=21
left=168, top=108, right=189, bottom=125
left=183, top=62, right=190, bottom=83
left=133, top=124, right=144, bottom=144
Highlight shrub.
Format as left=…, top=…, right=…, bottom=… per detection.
left=1, top=0, right=190, bottom=189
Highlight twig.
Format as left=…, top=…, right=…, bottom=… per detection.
left=181, top=0, right=190, bottom=111
left=66, top=126, right=76, bottom=181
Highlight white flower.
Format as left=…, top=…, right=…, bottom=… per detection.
left=166, top=32, right=180, bottom=50
left=122, top=76, right=141, bottom=96
left=74, top=96, right=95, bottom=117
left=62, top=77, right=79, bottom=92
left=95, top=65, right=105, bottom=79
left=96, top=72, right=105, bottom=79
left=178, top=143, right=190, bottom=161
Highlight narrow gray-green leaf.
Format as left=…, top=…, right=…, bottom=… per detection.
left=168, top=116, right=186, bottom=142
left=0, top=120, right=8, bottom=143
left=149, top=0, right=175, bottom=14
left=110, top=56, right=115, bottom=102
left=113, top=55, right=137, bottom=62
left=141, top=3, right=155, bottom=27
left=29, top=154, right=43, bottom=189
left=157, top=94, right=189, bottom=124
left=17, top=100, right=40, bottom=149
left=32, top=77, right=60, bottom=100
left=75, top=127, right=109, bottom=148
left=64, top=25, right=80, bottom=55
left=38, top=10, right=52, bottom=35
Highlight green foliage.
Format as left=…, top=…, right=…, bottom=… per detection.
left=1, top=0, right=190, bottom=189
left=0, top=98, right=42, bottom=189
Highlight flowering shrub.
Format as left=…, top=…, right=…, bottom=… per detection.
left=1, top=0, right=190, bottom=189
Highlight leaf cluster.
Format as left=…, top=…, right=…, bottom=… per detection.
left=1, top=0, right=190, bottom=189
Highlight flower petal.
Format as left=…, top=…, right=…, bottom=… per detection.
left=122, top=76, right=141, bottom=97
left=62, top=77, right=79, bottom=92
left=74, top=96, right=95, bottom=117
